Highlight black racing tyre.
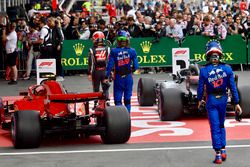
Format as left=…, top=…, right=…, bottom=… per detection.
left=159, top=88, right=184, bottom=121
left=238, top=85, right=250, bottom=118
left=189, top=65, right=199, bottom=76
left=101, top=106, right=131, bottom=144
left=11, top=110, right=41, bottom=148
left=137, top=78, right=156, bottom=106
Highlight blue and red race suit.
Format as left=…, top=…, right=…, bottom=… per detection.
left=197, top=63, right=239, bottom=150
left=105, top=47, right=139, bottom=112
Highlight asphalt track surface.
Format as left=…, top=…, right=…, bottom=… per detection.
left=0, top=71, right=250, bottom=167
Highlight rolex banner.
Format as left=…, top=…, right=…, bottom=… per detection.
left=61, top=35, right=247, bottom=70
left=181, top=35, right=246, bottom=64
left=129, top=37, right=179, bottom=67
left=61, top=38, right=179, bottom=70
left=61, top=40, right=93, bottom=70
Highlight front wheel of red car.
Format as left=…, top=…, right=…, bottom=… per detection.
left=101, top=106, right=131, bottom=144
left=11, top=110, right=41, bottom=148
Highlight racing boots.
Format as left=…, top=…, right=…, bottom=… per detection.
left=213, top=153, right=222, bottom=164
left=221, top=149, right=227, bottom=161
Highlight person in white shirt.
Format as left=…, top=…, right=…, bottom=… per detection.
left=2, top=22, right=18, bottom=84
left=36, top=17, right=55, bottom=59
left=165, top=19, right=184, bottom=40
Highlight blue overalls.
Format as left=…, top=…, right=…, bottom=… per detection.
left=105, top=47, right=139, bottom=112
left=197, top=63, right=239, bottom=150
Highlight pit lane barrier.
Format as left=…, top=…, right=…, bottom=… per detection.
left=61, top=35, right=249, bottom=70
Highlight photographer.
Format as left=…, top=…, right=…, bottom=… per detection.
left=78, top=18, right=90, bottom=40
left=152, top=21, right=166, bottom=42
left=106, top=24, right=116, bottom=44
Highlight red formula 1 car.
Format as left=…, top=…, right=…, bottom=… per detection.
left=0, top=80, right=131, bottom=148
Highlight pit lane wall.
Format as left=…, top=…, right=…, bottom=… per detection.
left=61, top=35, right=249, bottom=70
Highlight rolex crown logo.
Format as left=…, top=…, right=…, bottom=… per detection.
left=73, top=43, right=84, bottom=56
left=140, top=41, right=152, bottom=53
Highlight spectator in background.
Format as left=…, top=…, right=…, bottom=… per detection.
left=106, top=2, right=117, bottom=23
left=123, top=1, right=131, bottom=16
left=224, top=14, right=238, bottom=35
left=37, top=17, right=55, bottom=59
left=165, top=18, right=184, bottom=41
left=98, top=19, right=108, bottom=36
left=240, top=0, right=248, bottom=11
left=201, top=15, right=215, bottom=38
left=53, top=17, right=64, bottom=81
left=127, top=17, right=142, bottom=38
left=163, top=1, right=171, bottom=17
left=145, top=4, right=155, bottom=18
left=78, top=18, right=90, bottom=40
left=106, top=24, right=116, bottom=44
left=214, top=16, right=227, bottom=40
left=234, top=16, right=244, bottom=34
left=23, top=22, right=40, bottom=80
left=2, top=22, right=18, bottom=84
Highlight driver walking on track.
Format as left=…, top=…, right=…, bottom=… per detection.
left=88, top=31, right=110, bottom=109
left=104, top=30, right=139, bottom=113
left=197, top=40, right=242, bottom=164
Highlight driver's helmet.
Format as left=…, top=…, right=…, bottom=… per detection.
left=92, top=31, right=105, bottom=45
left=205, top=40, right=223, bottom=61
left=117, top=30, right=130, bottom=47
left=34, top=85, right=47, bottom=96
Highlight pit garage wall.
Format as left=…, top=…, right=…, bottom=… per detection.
left=61, top=35, right=248, bottom=70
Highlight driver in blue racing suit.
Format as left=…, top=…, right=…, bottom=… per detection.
left=197, top=40, right=242, bottom=164
left=104, top=30, right=139, bottom=112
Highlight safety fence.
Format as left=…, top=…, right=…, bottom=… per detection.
left=61, top=35, right=249, bottom=70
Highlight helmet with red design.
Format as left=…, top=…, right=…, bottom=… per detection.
left=92, top=31, right=105, bottom=46
left=205, top=40, right=223, bottom=63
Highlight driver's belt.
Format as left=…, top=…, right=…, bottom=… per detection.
left=208, top=91, right=226, bottom=99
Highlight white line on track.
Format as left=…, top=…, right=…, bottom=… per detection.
left=1, top=145, right=250, bottom=156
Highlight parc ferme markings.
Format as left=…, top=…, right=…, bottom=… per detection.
left=1, top=96, right=250, bottom=147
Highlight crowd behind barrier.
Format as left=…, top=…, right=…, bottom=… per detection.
left=0, top=0, right=250, bottom=80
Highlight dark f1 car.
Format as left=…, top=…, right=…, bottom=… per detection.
left=137, top=67, right=250, bottom=121
left=0, top=80, right=131, bottom=148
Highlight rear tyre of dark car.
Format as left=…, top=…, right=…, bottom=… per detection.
left=159, top=88, right=184, bottom=121
left=137, top=78, right=156, bottom=106
left=238, top=85, right=250, bottom=118
left=11, top=110, right=41, bottom=148
left=101, top=106, right=131, bottom=144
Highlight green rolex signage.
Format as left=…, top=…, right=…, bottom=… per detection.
left=182, top=35, right=246, bottom=64
left=61, top=36, right=248, bottom=70
left=61, top=40, right=93, bottom=70
left=130, top=37, right=179, bottom=67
